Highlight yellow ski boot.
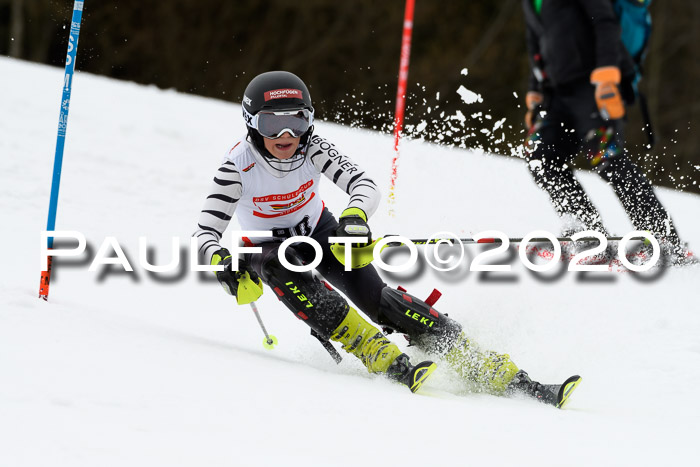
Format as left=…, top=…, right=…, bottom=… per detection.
left=443, top=333, right=520, bottom=394
left=331, top=307, right=436, bottom=393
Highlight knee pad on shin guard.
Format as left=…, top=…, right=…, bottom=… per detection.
left=377, top=288, right=462, bottom=354
left=262, top=246, right=347, bottom=339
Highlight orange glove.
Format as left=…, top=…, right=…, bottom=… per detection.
left=590, top=66, right=625, bottom=120
left=525, top=91, right=543, bottom=128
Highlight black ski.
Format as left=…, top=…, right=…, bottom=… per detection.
left=542, top=375, right=582, bottom=409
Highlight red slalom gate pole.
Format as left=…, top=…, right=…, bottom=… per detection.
left=388, top=0, right=415, bottom=215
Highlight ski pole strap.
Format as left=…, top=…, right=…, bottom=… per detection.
left=311, top=329, right=342, bottom=364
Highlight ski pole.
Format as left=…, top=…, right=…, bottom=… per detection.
left=249, top=301, right=278, bottom=350
left=311, top=329, right=343, bottom=364
left=385, top=235, right=646, bottom=247
left=330, top=234, right=650, bottom=269
left=39, top=0, right=86, bottom=301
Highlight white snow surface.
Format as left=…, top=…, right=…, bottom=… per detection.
left=1, top=57, right=700, bottom=466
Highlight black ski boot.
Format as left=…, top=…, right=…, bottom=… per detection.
left=507, top=370, right=581, bottom=409
left=386, top=354, right=437, bottom=394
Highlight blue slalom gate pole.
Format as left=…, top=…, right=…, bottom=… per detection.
left=39, top=1, right=86, bottom=300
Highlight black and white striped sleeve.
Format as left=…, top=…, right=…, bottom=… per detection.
left=193, top=160, right=242, bottom=264
left=308, top=135, right=381, bottom=218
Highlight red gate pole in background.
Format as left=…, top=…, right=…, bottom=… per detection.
left=387, top=0, right=415, bottom=216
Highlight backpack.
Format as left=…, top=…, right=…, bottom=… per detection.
left=613, top=0, right=652, bottom=71
left=612, top=0, right=654, bottom=145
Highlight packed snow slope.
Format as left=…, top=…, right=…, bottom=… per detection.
left=1, top=57, right=699, bottom=467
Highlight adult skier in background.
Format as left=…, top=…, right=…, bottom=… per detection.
left=521, top=0, right=689, bottom=263
left=194, top=71, right=580, bottom=406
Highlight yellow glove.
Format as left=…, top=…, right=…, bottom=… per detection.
left=211, top=248, right=263, bottom=305
left=590, top=66, right=625, bottom=120
left=335, top=208, right=371, bottom=245
left=330, top=238, right=387, bottom=269
left=332, top=208, right=382, bottom=269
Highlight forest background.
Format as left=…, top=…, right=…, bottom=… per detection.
left=2, top=0, right=699, bottom=193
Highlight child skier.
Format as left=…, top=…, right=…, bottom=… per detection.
left=194, top=71, right=579, bottom=407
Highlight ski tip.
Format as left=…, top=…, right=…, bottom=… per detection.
left=410, top=362, right=438, bottom=394
left=555, top=375, right=582, bottom=409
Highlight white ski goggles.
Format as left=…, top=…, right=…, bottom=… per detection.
left=244, top=108, right=314, bottom=139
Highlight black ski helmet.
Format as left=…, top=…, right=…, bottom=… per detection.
left=242, top=71, right=314, bottom=172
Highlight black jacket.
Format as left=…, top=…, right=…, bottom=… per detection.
left=523, top=0, right=636, bottom=91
